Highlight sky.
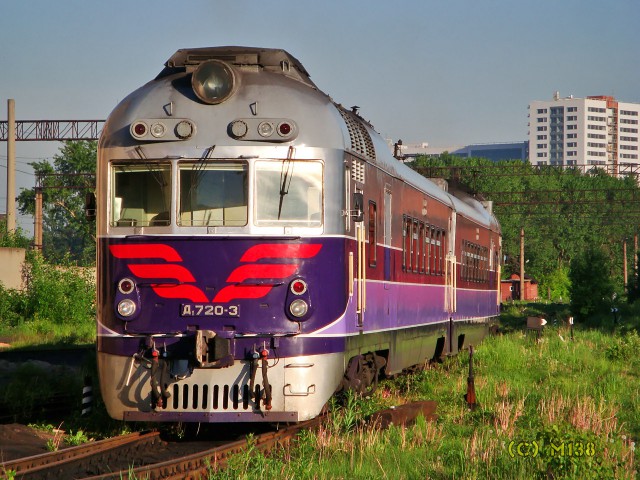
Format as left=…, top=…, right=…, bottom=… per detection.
left=1, top=0, right=639, bottom=234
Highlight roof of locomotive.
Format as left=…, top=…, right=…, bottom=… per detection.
left=163, top=46, right=317, bottom=89
left=153, top=46, right=498, bottom=232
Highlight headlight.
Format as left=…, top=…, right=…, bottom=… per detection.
left=289, top=299, right=309, bottom=318
left=175, top=120, right=195, bottom=139
left=117, top=299, right=137, bottom=317
left=191, top=60, right=236, bottom=104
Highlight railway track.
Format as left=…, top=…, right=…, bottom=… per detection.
left=1, top=430, right=161, bottom=479
left=85, top=417, right=324, bottom=480
left=1, top=401, right=436, bottom=479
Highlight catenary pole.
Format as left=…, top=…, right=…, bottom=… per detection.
left=520, top=227, right=525, bottom=301
left=6, top=99, right=16, bottom=232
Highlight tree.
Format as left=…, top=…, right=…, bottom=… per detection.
left=410, top=155, right=640, bottom=305
left=0, top=219, right=31, bottom=249
left=17, top=141, right=96, bottom=266
left=568, top=246, right=616, bottom=321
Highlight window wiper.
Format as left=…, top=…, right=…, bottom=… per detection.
left=189, top=145, right=216, bottom=194
left=134, top=147, right=170, bottom=216
left=277, top=147, right=296, bottom=220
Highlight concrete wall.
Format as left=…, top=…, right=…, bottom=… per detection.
left=0, top=247, right=26, bottom=290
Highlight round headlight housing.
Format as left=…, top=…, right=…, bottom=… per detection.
left=175, top=120, right=195, bottom=140
left=289, top=299, right=309, bottom=318
left=150, top=122, right=166, bottom=138
left=258, top=121, right=274, bottom=137
left=117, top=299, right=137, bottom=317
left=191, top=60, right=236, bottom=104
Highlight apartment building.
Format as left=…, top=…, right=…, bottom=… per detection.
left=529, top=94, right=640, bottom=169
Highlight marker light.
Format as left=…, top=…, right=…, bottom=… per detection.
left=150, top=122, right=166, bottom=138
left=278, top=122, right=292, bottom=136
left=290, top=279, right=308, bottom=295
left=131, top=121, right=148, bottom=139
left=191, top=59, right=236, bottom=104
left=289, top=299, right=309, bottom=318
left=118, top=278, right=135, bottom=295
left=117, top=299, right=137, bottom=317
left=258, top=121, right=274, bottom=137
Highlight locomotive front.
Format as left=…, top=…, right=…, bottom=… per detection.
left=96, top=47, right=350, bottom=422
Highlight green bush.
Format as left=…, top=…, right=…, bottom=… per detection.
left=0, top=251, right=95, bottom=344
left=23, top=252, right=95, bottom=325
left=540, top=266, right=571, bottom=303
left=569, top=246, right=616, bottom=321
left=605, top=330, right=640, bottom=362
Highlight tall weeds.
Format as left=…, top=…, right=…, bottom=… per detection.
left=0, top=251, right=95, bottom=344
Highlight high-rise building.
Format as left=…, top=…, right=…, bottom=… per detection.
left=529, top=94, right=640, bottom=170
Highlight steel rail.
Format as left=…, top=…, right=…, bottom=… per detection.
left=0, top=431, right=160, bottom=478
left=82, top=417, right=323, bottom=480
left=81, top=401, right=437, bottom=480
left=1, top=401, right=437, bottom=479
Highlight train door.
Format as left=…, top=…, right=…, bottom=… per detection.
left=495, top=236, right=502, bottom=307
left=445, top=213, right=457, bottom=315
left=384, top=187, right=392, bottom=281
left=444, top=212, right=457, bottom=356
left=355, top=188, right=366, bottom=328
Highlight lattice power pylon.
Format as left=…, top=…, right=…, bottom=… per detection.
left=0, top=120, right=104, bottom=141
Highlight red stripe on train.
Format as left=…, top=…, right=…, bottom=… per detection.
left=212, top=285, right=274, bottom=303
left=127, top=264, right=196, bottom=283
left=150, top=284, right=210, bottom=303
left=240, top=244, right=322, bottom=262
left=226, top=264, right=298, bottom=283
left=109, top=244, right=182, bottom=262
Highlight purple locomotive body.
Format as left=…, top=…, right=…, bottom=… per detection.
left=96, top=47, right=501, bottom=423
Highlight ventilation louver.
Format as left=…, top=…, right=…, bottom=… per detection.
left=338, top=108, right=376, bottom=160
left=351, top=157, right=365, bottom=184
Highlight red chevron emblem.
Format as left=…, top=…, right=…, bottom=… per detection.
left=212, top=243, right=322, bottom=302
left=109, top=244, right=209, bottom=302
left=110, top=243, right=322, bottom=304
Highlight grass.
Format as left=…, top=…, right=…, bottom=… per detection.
left=0, top=251, right=96, bottom=347
left=2, top=289, right=638, bottom=478
left=204, top=303, right=639, bottom=479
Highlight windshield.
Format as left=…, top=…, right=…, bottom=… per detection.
left=109, top=159, right=321, bottom=229
left=111, top=163, right=171, bottom=227
left=255, top=160, right=323, bottom=226
left=179, top=161, right=248, bottom=226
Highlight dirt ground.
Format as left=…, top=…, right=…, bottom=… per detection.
left=0, top=423, right=59, bottom=463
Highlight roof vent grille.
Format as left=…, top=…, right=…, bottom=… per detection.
left=338, top=108, right=376, bottom=160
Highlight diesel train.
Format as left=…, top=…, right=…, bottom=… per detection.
left=94, top=46, right=501, bottom=423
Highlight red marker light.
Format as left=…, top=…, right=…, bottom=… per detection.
left=278, top=122, right=292, bottom=136
left=131, top=122, right=147, bottom=138
left=290, top=279, right=307, bottom=295
left=118, top=278, right=136, bottom=294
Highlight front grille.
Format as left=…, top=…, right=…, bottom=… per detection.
left=162, top=383, right=263, bottom=411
